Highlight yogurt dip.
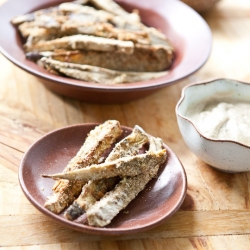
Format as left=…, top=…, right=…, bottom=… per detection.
left=189, top=102, right=250, bottom=147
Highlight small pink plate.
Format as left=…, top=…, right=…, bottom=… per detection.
left=19, top=123, right=187, bottom=235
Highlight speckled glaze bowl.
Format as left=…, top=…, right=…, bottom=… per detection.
left=176, top=78, right=250, bottom=173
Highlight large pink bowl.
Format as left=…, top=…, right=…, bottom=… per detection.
left=0, top=0, right=212, bottom=103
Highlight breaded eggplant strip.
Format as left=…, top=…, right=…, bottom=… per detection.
left=24, top=34, right=134, bottom=54
left=52, top=65, right=168, bottom=84
left=89, top=0, right=140, bottom=22
left=20, top=17, right=167, bottom=47
left=20, top=17, right=149, bottom=44
left=73, top=0, right=89, bottom=4
left=86, top=137, right=167, bottom=227
left=58, top=2, right=143, bottom=32
left=16, top=5, right=112, bottom=42
left=64, top=125, right=149, bottom=220
left=148, top=136, right=164, bottom=152
left=43, top=149, right=167, bottom=182
left=61, top=21, right=149, bottom=44
left=58, top=2, right=113, bottom=21
left=34, top=46, right=173, bottom=72
left=18, top=21, right=49, bottom=39
left=62, top=120, right=122, bottom=172
left=44, top=120, right=123, bottom=214
left=11, top=6, right=59, bottom=25
left=105, top=125, right=149, bottom=161
left=16, top=6, right=149, bottom=46
left=38, top=57, right=168, bottom=84
left=64, top=177, right=120, bottom=221
left=18, top=14, right=69, bottom=37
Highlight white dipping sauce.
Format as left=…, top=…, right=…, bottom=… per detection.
left=190, top=102, right=250, bottom=146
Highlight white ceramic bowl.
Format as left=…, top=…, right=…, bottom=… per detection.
left=176, top=78, right=250, bottom=173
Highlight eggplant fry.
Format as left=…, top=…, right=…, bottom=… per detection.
left=64, top=177, right=120, bottom=221
left=52, top=65, right=168, bottom=84
left=38, top=57, right=168, bottom=84
left=148, top=136, right=164, bottom=152
left=42, top=149, right=167, bottom=182
left=18, top=14, right=69, bottom=42
left=33, top=44, right=173, bottom=72
left=88, top=0, right=140, bottom=22
left=106, top=125, right=149, bottom=161
left=44, top=120, right=123, bottom=214
left=20, top=17, right=149, bottom=45
left=11, top=6, right=59, bottom=26
left=58, top=2, right=113, bottom=21
left=64, top=125, right=149, bottom=220
left=58, top=2, right=143, bottom=31
left=73, top=0, right=89, bottom=4
left=86, top=137, right=167, bottom=227
left=61, top=21, right=149, bottom=44
left=24, top=34, right=134, bottom=54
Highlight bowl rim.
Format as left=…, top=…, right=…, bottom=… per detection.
left=0, top=0, right=212, bottom=93
left=175, top=77, right=250, bottom=149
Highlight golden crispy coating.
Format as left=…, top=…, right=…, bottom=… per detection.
left=44, top=120, right=122, bottom=214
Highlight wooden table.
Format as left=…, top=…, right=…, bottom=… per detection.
left=1, top=0, right=250, bottom=248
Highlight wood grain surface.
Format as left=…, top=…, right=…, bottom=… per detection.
left=1, top=0, right=250, bottom=249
